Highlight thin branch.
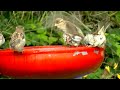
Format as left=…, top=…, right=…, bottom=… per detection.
left=64, top=11, right=92, bottom=32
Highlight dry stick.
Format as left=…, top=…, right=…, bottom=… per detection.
left=1, top=24, right=14, bottom=34
left=4, top=19, right=15, bottom=30
left=48, top=11, right=56, bottom=45
left=64, top=11, right=92, bottom=32
left=31, top=11, right=34, bottom=22
left=12, top=11, right=18, bottom=25
left=91, top=11, right=108, bottom=17
left=40, top=11, right=48, bottom=22
left=108, top=11, right=118, bottom=17
left=21, top=11, right=25, bottom=20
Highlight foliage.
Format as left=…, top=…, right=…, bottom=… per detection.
left=0, top=11, right=120, bottom=79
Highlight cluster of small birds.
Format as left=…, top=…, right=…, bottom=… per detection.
left=54, top=18, right=110, bottom=48
left=0, top=17, right=110, bottom=53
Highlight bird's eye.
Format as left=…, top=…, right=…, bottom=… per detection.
left=20, top=33, right=23, bottom=36
left=100, top=37, right=103, bottom=40
left=15, top=33, right=19, bottom=37
left=55, top=20, right=59, bottom=24
left=20, top=33, right=24, bottom=38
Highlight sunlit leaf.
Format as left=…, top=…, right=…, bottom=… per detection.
left=113, top=63, right=118, bottom=70
left=105, top=66, right=110, bottom=73
left=36, top=27, right=47, bottom=34
left=117, top=74, right=120, bottom=79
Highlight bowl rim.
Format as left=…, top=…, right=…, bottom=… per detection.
left=0, top=45, right=105, bottom=55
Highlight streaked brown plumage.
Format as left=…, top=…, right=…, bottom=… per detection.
left=54, top=18, right=84, bottom=46
left=9, top=25, right=26, bottom=52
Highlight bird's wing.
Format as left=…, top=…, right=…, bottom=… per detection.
left=66, top=21, right=84, bottom=37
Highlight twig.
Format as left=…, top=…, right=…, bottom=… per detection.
left=108, top=11, right=118, bottom=17
left=21, top=11, right=25, bottom=20
left=64, top=11, right=92, bottom=32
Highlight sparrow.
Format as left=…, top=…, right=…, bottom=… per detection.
left=0, top=32, right=5, bottom=47
left=54, top=18, right=84, bottom=46
left=9, top=25, right=26, bottom=52
left=83, top=22, right=110, bottom=48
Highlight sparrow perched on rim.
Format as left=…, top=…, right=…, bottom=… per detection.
left=83, top=22, right=110, bottom=48
left=0, top=32, right=5, bottom=47
left=54, top=18, right=84, bottom=46
left=9, top=25, right=26, bottom=52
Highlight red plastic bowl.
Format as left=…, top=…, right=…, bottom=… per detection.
left=0, top=45, right=105, bottom=79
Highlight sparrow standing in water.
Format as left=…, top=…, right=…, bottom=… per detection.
left=54, top=18, right=84, bottom=46
left=9, top=25, right=26, bottom=52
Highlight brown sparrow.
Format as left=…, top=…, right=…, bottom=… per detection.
left=0, top=33, right=5, bottom=47
left=9, top=25, right=26, bottom=52
left=54, top=18, right=84, bottom=46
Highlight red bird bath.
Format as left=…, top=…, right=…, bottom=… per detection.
left=0, top=46, right=105, bottom=79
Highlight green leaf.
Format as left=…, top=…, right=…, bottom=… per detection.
left=105, top=58, right=115, bottom=67
left=115, top=12, right=120, bottom=23
left=86, top=68, right=103, bottom=79
left=39, top=40, right=48, bottom=45
left=37, top=34, right=48, bottom=42
left=36, top=22, right=43, bottom=27
left=26, top=41, right=32, bottom=46
left=115, top=43, right=120, bottom=57
left=36, top=27, right=47, bottom=34
left=58, top=38, right=64, bottom=45
left=48, top=37, right=58, bottom=44
left=26, top=32, right=39, bottom=46
left=30, top=24, right=36, bottom=29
